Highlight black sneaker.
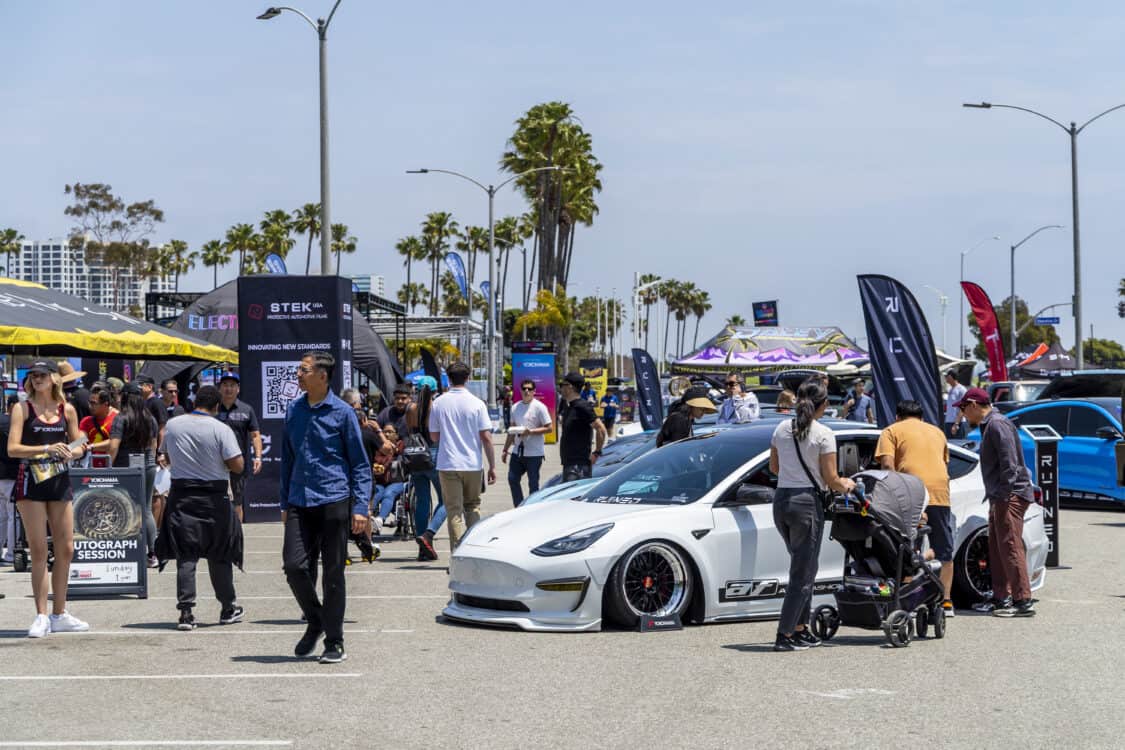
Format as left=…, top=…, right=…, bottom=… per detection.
left=177, top=610, right=196, bottom=631
left=793, top=628, right=821, bottom=647
left=971, top=596, right=1012, bottom=613
left=416, top=533, right=439, bottom=562
left=294, top=625, right=323, bottom=658
left=994, top=599, right=1036, bottom=618
left=219, top=605, right=244, bottom=625
left=773, top=633, right=809, bottom=652
left=319, top=641, right=347, bottom=664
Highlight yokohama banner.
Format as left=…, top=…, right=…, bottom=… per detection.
left=857, top=275, right=943, bottom=428
left=961, top=281, right=1008, bottom=382
left=631, top=348, right=664, bottom=431
left=237, top=276, right=353, bottom=522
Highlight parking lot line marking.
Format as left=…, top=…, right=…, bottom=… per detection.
left=37, top=595, right=446, bottom=601
left=1, top=628, right=384, bottom=637
left=380, top=629, right=414, bottom=633
left=0, top=742, right=292, bottom=748
left=0, top=673, right=361, bottom=682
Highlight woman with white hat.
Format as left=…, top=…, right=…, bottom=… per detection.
left=655, top=385, right=717, bottom=447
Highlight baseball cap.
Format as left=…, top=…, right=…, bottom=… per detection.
left=218, top=371, right=240, bottom=383
left=560, top=372, right=585, bottom=389
left=134, top=374, right=155, bottom=386
left=26, top=361, right=58, bottom=375
left=955, top=387, right=990, bottom=408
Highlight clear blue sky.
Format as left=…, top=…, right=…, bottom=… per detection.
left=4, top=1, right=1124, bottom=355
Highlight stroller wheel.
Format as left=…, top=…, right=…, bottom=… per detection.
left=883, top=609, right=912, bottom=648
left=13, top=550, right=28, bottom=573
left=932, top=605, right=947, bottom=639
left=914, top=607, right=929, bottom=639
left=811, top=605, right=840, bottom=641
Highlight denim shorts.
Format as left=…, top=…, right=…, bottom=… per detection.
left=926, top=506, right=955, bottom=562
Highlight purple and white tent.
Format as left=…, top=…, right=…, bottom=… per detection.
left=671, top=325, right=866, bottom=375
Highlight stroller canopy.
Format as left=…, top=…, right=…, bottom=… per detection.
left=853, top=470, right=927, bottom=542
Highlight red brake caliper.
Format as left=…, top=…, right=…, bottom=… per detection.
left=642, top=575, right=654, bottom=590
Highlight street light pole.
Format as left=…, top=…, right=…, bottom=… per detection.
left=407, top=165, right=562, bottom=413
left=963, top=100, right=1125, bottom=368
left=959, top=235, right=999, bottom=358
left=258, top=2, right=342, bottom=275
left=922, top=285, right=949, bottom=352
left=1007, top=224, right=1064, bottom=357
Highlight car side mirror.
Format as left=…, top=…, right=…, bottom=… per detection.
left=1096, top=426, right=1122, bottom=440
left=730, top=483, right=774, bottom=506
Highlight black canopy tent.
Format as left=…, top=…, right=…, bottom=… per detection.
left=138, top=280, right=404, bottom=401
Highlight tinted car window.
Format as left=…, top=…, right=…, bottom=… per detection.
left=1067, top=406, right=1113, bottom=437
left=948, top=450, right=977, bottom=480
left=1009, top=406, right=1068, bottom=435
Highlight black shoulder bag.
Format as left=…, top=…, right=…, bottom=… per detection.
left=791, top=420, right=834, bottom=514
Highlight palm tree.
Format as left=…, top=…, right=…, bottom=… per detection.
left=456, top=225, right=488, bottom=287
left=200, top=239, right=229, bottom=290
left=396, top=282, right=429, bottom=314
left=0, top=228, right=24, bottom=277
left=725, top=314, right=747, bottom=327
left=659, top=280, right=682, bottom=362
left=248, top=210, right=294, bottom=275
left=421, top=211, right=459, bottom=315
left=514, top=285, right=578, bottom=372
left=672, top=281, right=699, bottom=357
left=691, top=289, right=712, bottom=350
left=166, top=239, right=198, bottom=292
left=291, top=203, right=320, bottom=275
left=637, top=273, right=661, bottom=351
left=331, top=223, right=356, bottom=274
left=396, top=236, right=424, bottom=303
left=224, top=223, right=256, bottom=276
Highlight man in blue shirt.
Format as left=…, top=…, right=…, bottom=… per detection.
left=280, top=351, right=372, bottom=664
left=599, top=390, right=620, bottom=435
left=844, top=378, right=875, bottom=424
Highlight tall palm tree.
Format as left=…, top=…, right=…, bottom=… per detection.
left=421, top=211, right=459, bottom=315
left=200, top=239, right=229, bottom=290
left=456, top=225, right=488, bottom=287
left=0, top=228, right=24, bottom=277
left=725, top=314, right=747, bottom=327
left=637, top=273, right=661, bottom=352
left=396, top=282, right=429, bottom=314
left=396, top=235, right=423, bottom=302
left=659, top=280, right=682, bottom=362
left=291, top=203, right=320, bottom=275
left=672, top=281, right=699, bottom=357
left=166, top=239, right=197, bottom=292
left=690, top=289, right=712, bottom=350
left=331, top=223, right=356, bottom=274
left=224, top=223, right=256, bottom=276
left=250, top=210, right=294, bottom=274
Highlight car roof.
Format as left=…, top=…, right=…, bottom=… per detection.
left=1008, top=397, right=1123, bottom=415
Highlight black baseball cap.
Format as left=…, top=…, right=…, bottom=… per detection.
left=219, top=371, right=240, bottom=384
left=26, top=361, right=58, bottom=375
left=560, top=372, right=585, bottom=389
left=134, top=374, right=155, bottom=386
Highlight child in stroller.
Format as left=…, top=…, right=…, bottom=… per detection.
left=811, top=469, right=946, bottom=647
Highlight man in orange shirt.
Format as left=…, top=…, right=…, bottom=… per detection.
left=79, top=387, right=118, bottom=456
left=875, top=399, right=955, bottom=615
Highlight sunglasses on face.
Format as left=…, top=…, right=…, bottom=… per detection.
left=725, top=382, right=738, bottom=388
left=521, top=386, right=535, bottom=392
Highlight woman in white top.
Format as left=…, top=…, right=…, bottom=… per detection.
left=768, top=379, right=855, bottom=652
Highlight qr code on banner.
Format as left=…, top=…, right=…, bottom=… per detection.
left=262, top=362, right=302, bottom=419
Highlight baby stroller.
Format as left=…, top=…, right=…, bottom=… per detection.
left=811, top=470, right=946, bottom=648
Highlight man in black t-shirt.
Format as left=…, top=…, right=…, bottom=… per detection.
left=161, top=379, right=186, bottom=420
left=135, top=374, right=168, bottom=444
left=376, top=384, right=411, bottom=436
left=557, top=372, right=607, bottom=483
left=215, top=373, right=262, bottom=521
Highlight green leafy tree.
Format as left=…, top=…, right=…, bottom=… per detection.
left=421, top=211, right=459, bottom=315
left=967, top=296, right=1060, bottom=361
left=396, top=236, right=424, bottom=303
left=1081, top=337, right=1125, bottom=368
left=224, top=223, right=256, bottom=276
left=63, top=182, right=165, bottom=311
left=637, top=273, right=661, bottom=352
left=396, top=282, right=429, bottom=314
left=514, top=285, right=578, bottom=372
left=200, top=239, right=230, bottom=290
left=690, top=288, right=712, bottom=351
left=254, top=209, right=294, bottom=274
left=166, top=239, right=197, bottom=292
left=0, top=228, right=24, bottom=276
left=456, top=225, right=488, bottom=287
left=494, top=214, right=533, bottom=315
left=291, top=203, right=321, bottom=275
left=726, top=314, right=747, bottom=327
left=331, top=223, right=356, bottom=275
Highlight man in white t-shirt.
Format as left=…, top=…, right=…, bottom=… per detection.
left=944, top=372, right=967, bottom=437
left=502, top=379, right=554, bottom=507
left=428, top=361, right=496, bottom=551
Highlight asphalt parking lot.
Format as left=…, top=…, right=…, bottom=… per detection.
left=1, top=451, right=1124, bottom=749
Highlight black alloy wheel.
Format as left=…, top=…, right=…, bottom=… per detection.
left=604, top=541, right=693, bottom=628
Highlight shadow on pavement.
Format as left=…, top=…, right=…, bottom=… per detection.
left=230, top=654, right=309, bottom=664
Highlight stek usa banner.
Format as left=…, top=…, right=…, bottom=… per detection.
left=237, top=276, right=354, bottom=522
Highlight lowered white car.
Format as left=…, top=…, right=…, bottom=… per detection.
left=443, top=422, right=1048, bottom=632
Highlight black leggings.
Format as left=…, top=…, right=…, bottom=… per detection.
left=772, top=487, right=825, bottom=635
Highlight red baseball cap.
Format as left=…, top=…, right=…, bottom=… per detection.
left=955, top=387, right=990, bottom=408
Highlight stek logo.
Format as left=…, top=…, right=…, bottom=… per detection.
left=247, top=304, right=264, bottom=320
left=270, top=302, right=324, bottom=313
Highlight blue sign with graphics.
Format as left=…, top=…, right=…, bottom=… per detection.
left=265, top=253, right=288, bottom=275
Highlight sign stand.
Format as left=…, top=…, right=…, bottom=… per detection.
left=67, top=466, right=149, bottom=598
left=1021, top=424, right=1061, bottom=568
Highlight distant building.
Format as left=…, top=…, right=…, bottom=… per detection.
left=350, top=274, right=385, bottom=298
left=9, top=239, right=175, bottom=313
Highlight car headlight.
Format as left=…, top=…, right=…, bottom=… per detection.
left=531, top=523, right=614, bottom=557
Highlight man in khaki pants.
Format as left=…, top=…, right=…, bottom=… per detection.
left=428, top=362, right=496, bottom=550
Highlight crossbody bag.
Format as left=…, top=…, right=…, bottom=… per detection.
left=790, top=420, right=834, bottom=514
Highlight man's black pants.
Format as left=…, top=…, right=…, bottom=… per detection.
left=177, top=559, right=236, bottom=612
left=282, top=499, right=350, bottom=644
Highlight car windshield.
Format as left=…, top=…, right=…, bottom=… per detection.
left=579, top=432, right=759, bottom=506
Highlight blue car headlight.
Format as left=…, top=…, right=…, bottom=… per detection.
left=531, top=523, right=614, bottom=557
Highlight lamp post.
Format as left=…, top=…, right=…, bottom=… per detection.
left=407, top=165, right=562, bottom=412
left=257, top=2, right=341, bottom=275
left=922, top=285, right=950, bottom=353
left=963, top=100, right=1125, bottom=368
left=959, top=235, right=999, bottom=357
left=1016, top=302, right=1072, bottom=338
left=1008, top=224, right=1064, bottom=357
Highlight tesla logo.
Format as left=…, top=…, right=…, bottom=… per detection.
left=247, top=304, right=264, bottom=320
left=885, top=296, right=900, bottom=313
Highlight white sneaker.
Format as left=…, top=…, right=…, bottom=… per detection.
left=384, top=512, right=396, bottom=528
left=49, top=611, right=89, bottom=633
left=28, top=614, right=50, bottom=638
left=371, top=516, right=383, bottom=536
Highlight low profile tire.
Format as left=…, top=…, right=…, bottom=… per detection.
left=915, top=607, right=929, bottom=639
left=811, top=605, right=840, bottom=641
left=952, top=527, right=992, bottom=608
left=883, top=609, right=912, bottom=648
left=932, top=605, right=947, bottom=639
left=604, top=541, right=694, bottom=628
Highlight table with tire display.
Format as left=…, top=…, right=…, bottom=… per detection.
left=66, top=466, right=149, bottom=598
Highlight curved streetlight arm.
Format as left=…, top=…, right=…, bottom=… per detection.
left=1016, top=302, right=1073, bottom=337
left=323, top=0, right=343, bottom=29
left=407, top=168, right=489, bottom=194
left=1012, top=224, right=1063, bottom=251
left=1077, top=102, right=1125, bottom=133
left=495, top=165, right=565, bottom=193
left=266, top=6, right=318, bottom=32
left=964, top=102, right=1069, bottom=134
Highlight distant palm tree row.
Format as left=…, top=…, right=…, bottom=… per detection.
left=635, top=274, right=714, bottom=359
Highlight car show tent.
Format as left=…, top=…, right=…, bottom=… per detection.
left=671, top=326, right=866, bottom=375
